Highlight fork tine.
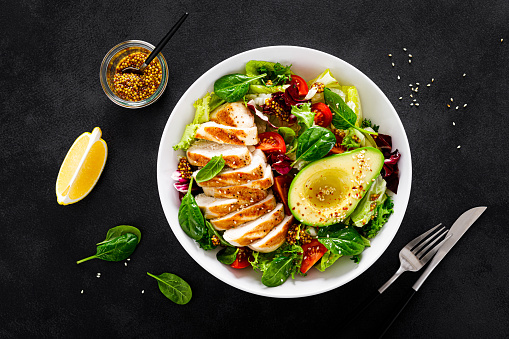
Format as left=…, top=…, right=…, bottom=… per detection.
left=412, top=226, right=447, bottom=254
left=415, top=228, right=448, bottom=257
left=406, top=223, right=442, bottom=249
left=419, top=233, right=452, bottom=263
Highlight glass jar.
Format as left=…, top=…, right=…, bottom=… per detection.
left=100, top=40, right=169, bottom=108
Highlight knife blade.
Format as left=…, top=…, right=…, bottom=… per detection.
left=412, top=206, right=487, bottom=291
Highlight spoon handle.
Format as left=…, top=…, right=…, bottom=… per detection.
left=144, top=12, right=189, bottom=67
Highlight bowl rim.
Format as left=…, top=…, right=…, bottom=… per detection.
left=99, top=39, right=169, bottom=109
left=157, top=45, right=412, bottom=298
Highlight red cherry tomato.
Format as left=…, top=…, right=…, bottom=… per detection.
left=273, top=175, right=293, bottom=215
left=312, top=102, right=333, bottom=127
left=300, top=239, right=328, bottom=274
left=230, top=247, right=252, bottom=269
left=290, top=75, right=309, bottom=97
left=256, top=132, right=286, bottom=154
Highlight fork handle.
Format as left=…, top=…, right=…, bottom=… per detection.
left=378, top=287, right=417, bottom=338
left=342, top=289, right=381, bottom=329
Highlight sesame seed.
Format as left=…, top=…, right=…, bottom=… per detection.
left=124, top=262, right=128, bottom=267
left=410, top=103, right=414, bottom=106
left=409, top=54, right=413, bottom=57
left=456, top=106, right=459, bottom=110
left=502, top=39, right=504, bottom=42
left=410, top=94, right=413, bottom=97
left=403, top=48, right=407, bottom=51
left=409, top=84, right=413, bottom=87
left=463, top=73, right=466, bottom=77
left=453, top=122, right=456, bottom=125
left=142, top=290, right=145, bottom=294
left=392, top=62, right=395, bottom=67
left=127, top=258, right=130, bottom=261
left=432, top=78, right=435, bottom=82
left=81, top=290, right=84, bottom=294
left=450, top=98, right=454, bottom=102
left=416, top=82, right=420, bottom=85
left=409, top=60, right=412, bottom=64
left=415, top=103, right=419, bottom=106
left=447, top=104, right=451, bottom=108
left=397, top=75, right=400, bottom=80
left=388, top=53, right=392, bottom=57
left=457, top=145, right=461, bottom=149
left=427, top=84, right=431, bottom=87
left=399, top=97, right=402, bottom=100
left=463, top=104, right=467, bottom=107
left=413, top=99, right=417, bottom=102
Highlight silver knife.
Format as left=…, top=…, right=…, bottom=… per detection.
left=379, top=206, right=487, bottom=338
left=412, top=206, right=487, bottom=291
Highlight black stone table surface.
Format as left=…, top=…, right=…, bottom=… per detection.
left=1, top=1, right=507, bottom=338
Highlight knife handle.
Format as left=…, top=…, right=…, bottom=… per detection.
left=343, top=289, right=381, bottom=329
left=378, top=287, right=417, bottom=338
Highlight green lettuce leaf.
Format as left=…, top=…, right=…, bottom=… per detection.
left=350, top=175, right=387, bottom=227
left=362, top=194, right=395, bottom=238
left=291, top=103, right=315, bottom=130
left=173, top=124, right=200, bottom=151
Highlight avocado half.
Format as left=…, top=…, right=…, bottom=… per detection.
left=288, top=147, right=384, bottom=226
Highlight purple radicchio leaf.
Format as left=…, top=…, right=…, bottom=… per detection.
left=247, top=100, right=277, bottom=128
left=382, top=149, right=401, bottom=193
left=267, top=152, right=293, bottom=175
left=171, top=170, right=190, bottom=183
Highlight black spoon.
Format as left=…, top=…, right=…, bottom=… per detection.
left=122, top=12, right=188, bottom=75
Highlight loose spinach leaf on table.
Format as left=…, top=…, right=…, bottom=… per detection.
left=178, top=178, right=206, bottom=240
left=324, top=88, right=377, bottom=135
left=96, top=225, right=141, bottom=245
left=77, top=232, right=139, bottom=264
left=216, top=246, right=239, bottom=265
left=292, top=126, right=336, bottom=165
left=317, top=225, right=366, bottom=256
left=147, top=272, right=192, bottom=305
left=214, top=73, right=267, bottom=102
left=195, top=155, right=225, bottom=183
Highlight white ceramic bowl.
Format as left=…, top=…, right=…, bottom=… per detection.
left=157, top=46, right=412, bottom=298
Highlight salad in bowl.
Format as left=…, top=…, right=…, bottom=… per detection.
left=169, top=59, right=402, bottom=287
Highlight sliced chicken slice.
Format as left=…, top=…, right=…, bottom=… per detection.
left=210, top=102, right=255, bottom=128
left=223, top=203, right=285, bottom=247
left=210, top=192, right=277, bottom=230
left=194, top=149, right=267, bottom=187
left=195, top=122, right=258, bottom=146
left=186, top=140, right=252, bottom=169
left=201, top=165, right=273, bottom=201
left=195, top=194, right=254, bottom=219
left=248, top=215, right=294, bottom=253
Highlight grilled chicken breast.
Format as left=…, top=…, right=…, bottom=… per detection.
left=194, top=149, right=267, bottom=187
left=201, top=165, right=273, bottom=201
left=210, top=102, right=255, bottom=128
left=195, top=122, right=258, bottom=146
left=195, top=194, right=254, bottom=219
left=186, top=140, right=252, bottom=169
left=223, top=203, right=285, bottom=247
left=248, top=215, right=294, bottom=253
left=210, top=192, right=277, bottom=230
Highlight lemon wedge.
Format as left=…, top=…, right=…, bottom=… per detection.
left=56, top=127, right=108, bottom=205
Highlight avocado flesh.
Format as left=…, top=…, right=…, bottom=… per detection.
left=288, top=147, right=384, bottom=226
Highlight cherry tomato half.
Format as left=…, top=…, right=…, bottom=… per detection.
left=312, top=102, right=333, bottom=127
left=273, top=174, right=293, bottom=215
left=300, top=239, right=328, bottom=274
left=256, top=132, right=286, bottom=154
left=290, top=75, right=309, bottom=97
left=230, top=247, right=252, bottom=269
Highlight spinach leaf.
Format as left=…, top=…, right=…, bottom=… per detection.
left=324, top=88, right=377, bottom=135
left=261, top=255, right=294, bottom=287
left=147, top=272, right=192, bottom=305
left=278, top=127, right=296, bottom=144
left=96, top=225, right=141, bottom=245
left=293, top=126, right=336, bottom=164
left=214, top=73, right=267, bottom=102
left=316, top=251, right=342, bottom=272
left=245, top=61, right=292, bottom=86
left=216, top=246, right=239, bottom=265
left=317, top=227, right=365, bottom=256
left=291, top=103, right=315, bottom=130
left=178, top=178, right=206, bottom=240
left=195, top=155, right=225, bottom=183
left=77, top=232, right=138, bottom=264
left=198, top=221, right=231, bottom=250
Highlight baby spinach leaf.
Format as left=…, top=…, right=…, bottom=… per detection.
left=214, top=73, right=267, bottom=102
left=97, top=225, right=141, bottom=245
left=324, top=88, right=376, bottom=135
left=195, top=155, right=225, bottom=183
left=147, top=272, right=192, bottom=305
left=261, top=255, right=294, bottom=287
left=278, top=127, right=296, bottom=144
left=198, top=221, right=231, bottom=250
left=291, top=103, right=315, bottom=129
left=178, top=178, right=206, bottom=240
left=216, top=246, right=239, bottom=265
left=77, top=233, right=138, bottom=264
left=293, top=126, right=336, bottom=165
left=317, top=227, right=365, bottom=256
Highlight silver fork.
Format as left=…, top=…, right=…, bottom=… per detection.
left=378, top=223, right=451, bottom=293
left=344, top=224, right=451, bottom=329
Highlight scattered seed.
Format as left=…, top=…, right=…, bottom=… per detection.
left=397, top=75, right=400, bottom=80
left=456, top=106, right=459, bottom=110
left=81, top=290, right=84, bottom=294
left=427, top=84, right=431, bottom=87
left=501, top=39, right=504, bottom=42
left=447, top=104, right=451, bottom=108
left=125, top=262, right=128, bottom=267
left=415, top=103, right=419, bottom=106
left=142, top=290, right=145, bottom=294
left=399, top=97, right=403, bottom=100
left=457, top=145, right=461, bottom=149
left=413, top=99, right=417, bottom=102
left=409, top=59, right=412, bottom=64
left=463, top=104, right=467, bottom=108
left=453, top=122, right=456, bottom=126
left=409, top=54, right=413, bottom=57
left=392, top=62, right=395, bottom=67
left=463, top=73, right=466, bottom=77
left=410, top=103, right=414, bottom=106
left=127, top=258, right=130, bottom=261
left=410, top=94, right=413, bottom=97
left=403, top=48, right=407, bottom=51
left=432, top=78, right=435, bottom=82
left=416, top=82, right=420, bottom=85
left=450, top=98, right=454, bottom=102
left=409, top=84, right=413, bottom=87
left=388, top=53, right=392, bottom=57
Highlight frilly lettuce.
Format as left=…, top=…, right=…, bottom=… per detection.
left=350, top=175, right=387, bottom=227
left=173, top=93, right=225, bottom=151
